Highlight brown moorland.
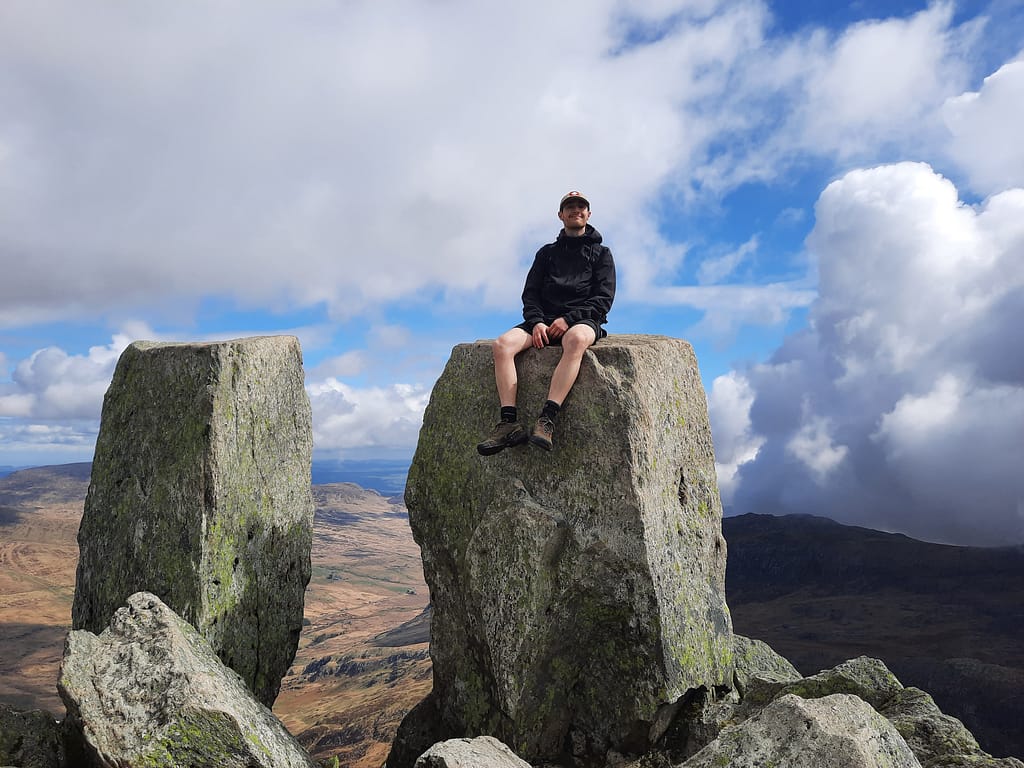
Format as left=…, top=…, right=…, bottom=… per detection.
left=0, top=465, right=430, bottom=768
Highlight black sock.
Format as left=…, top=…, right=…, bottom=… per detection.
left=500, top=406, right=518, bottom=423
left=541, top=400, right=561, bottom=421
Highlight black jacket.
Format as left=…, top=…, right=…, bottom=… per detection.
left=521, top=225, right=616, bottom=329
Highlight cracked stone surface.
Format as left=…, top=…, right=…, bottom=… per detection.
left=682, top=693, right=922, bottom=768
left=60, top=592, right=315, bottom=768
left=388, top=335, right=733, bottom=767
left=72, top=336, right=314, bottom=707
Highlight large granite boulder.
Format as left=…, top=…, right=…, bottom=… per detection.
left=59, top=591, right=315, bottom=768
left=390, top=335, right=733, bottom=766
left=682, top=693, right=922, bottom=768
left=72, top=336, right=314, bottom=706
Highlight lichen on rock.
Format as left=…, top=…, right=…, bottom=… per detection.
left=880, top=687, right=1024, bottom=768
left=390, top=335, right=733, bottom=766
left=71, top=335, right=314, bottom=707
left=683, top=693, right=923, bottom=768
left=59, top=591, right=315, bottom=768
left=731, top=634, right=802, bottom=696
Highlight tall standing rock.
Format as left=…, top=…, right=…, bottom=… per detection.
left=390, top=335, right=733, bottom=766
left=72, top=336, right=314, bottom=707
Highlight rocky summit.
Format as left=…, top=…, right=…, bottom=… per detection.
left=389, top=335, right=733, bottom=766
left=71, top=336, right=314, bottom=707
left=59, top=591, right=315, bottom=768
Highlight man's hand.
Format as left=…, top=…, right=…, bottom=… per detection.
left=532, top=323, right=550, bottom=348
left=548, top=317, right=569, bottom=340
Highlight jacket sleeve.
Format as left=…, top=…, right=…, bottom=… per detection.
left=565, top=246, right=615, bottom=325
left=521, top=248, right=547, bottom=328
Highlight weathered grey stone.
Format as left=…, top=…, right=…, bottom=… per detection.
left=682, top=693, right=922, bottom=768
left=731, top=634, right=801, bottom=696
left=59, top=591, right=315, bottom=768
left=881, top=687, right=1024, bottom=768
left=391, top=335, right=733, bottom=766
left=0, top=704, right=62, bottom=768
left=72, top=336, right=313, bottom=706
left=740, top=655, right=904, bottom=717
left=415, top=736, right=532, bottom=768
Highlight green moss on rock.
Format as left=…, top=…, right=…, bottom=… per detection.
left=392, top=335, right=733, bottom=767
left=72, top=336, right=314, bottom=708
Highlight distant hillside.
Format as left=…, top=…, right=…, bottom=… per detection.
left=0, top=468, right=427, bottom=768
left=0, top=463, right=91, bottom=509
left=724, top=512, right=1024, bottom=758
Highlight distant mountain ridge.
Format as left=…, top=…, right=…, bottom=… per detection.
left=724, top=512, right=1024, bottom=758
left=725, top=512, right=1024, bottom=601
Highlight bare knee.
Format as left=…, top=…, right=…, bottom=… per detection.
left=494, top=329, right=529, bottom=361
left=561, top=326, right=595, bottom=357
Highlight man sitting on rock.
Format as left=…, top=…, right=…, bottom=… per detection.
left=477, top=190, right=616, bottom=455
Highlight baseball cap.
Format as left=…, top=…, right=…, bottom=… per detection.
left=559, top=191, right=590, bottom=210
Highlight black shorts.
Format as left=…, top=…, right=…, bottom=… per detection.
left=515, top=319, right=606, bottom=343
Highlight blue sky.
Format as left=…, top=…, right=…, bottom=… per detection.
left=1, top=1, right=1022, bottom=546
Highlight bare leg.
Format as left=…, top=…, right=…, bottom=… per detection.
left=546, top=324, right=596, bottom=405
left=493, top=328, right=533, bottom=407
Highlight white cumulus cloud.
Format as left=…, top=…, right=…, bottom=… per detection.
left=944, top=55, right=1024, bottom=196
left=720, top=157, right=1024, bottom=545
left=1, top=336, right=130, bottom=420
left=707, top=371, right=764, bottom=503
left=308, top=378, right=429, bottom=459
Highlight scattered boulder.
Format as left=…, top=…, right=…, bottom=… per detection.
left=889, top=657, right=1024, bottom=760
left=0, top=703, right=62, bottom=768
left=72, top=336, right=314, bottom=706
left=59, top=591, right=315, bottom=768
left=683, top=693, right=922, bottom=768
left=880, top=687, right=1024, bottom=768
left=731, top=633, right=802, bottom=695
left=414, top=736, right=531, bottom=767
left=718, top=652, right=1022, bottom=768
left=391, top=336, right=733, bottom=766
left=739, top=655, right=903, bottom=717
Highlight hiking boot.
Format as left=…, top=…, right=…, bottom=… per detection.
left=529, top=416, right=555, bottom=451
left=476, top=421, right=528, bottom=456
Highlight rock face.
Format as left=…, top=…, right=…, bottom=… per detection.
left=59, top=591, right=315, bottom=768
left=391, top=335, right=733, bottom=765
left=72, top=336, right=314, bottom=706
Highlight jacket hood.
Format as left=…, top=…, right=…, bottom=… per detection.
left=556, top=224, right=603, bottom=245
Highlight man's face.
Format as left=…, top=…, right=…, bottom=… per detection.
left=558, top=201, right=591, bottom=230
